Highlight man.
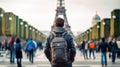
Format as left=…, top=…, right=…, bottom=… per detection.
left=24, top=39, right=37, bottom=63
left=81, top=39, right=89, bottom=59
left=44, top=18, right=76, bottom=67
left=98, top=38, right=110, bottom=66
left=89, top=40, right=96, bottom=59
left=109, top=38, right=118, bottom=64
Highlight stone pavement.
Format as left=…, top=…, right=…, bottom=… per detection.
left=0, top=50, right=120, bottom=67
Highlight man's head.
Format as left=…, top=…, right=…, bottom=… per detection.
left=102, top=38, right=105, bottom=42
left=55, top=18, right=64, bottom=27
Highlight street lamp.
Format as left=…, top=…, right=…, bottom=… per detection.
left=97, top=25, right=100, bottom=28
left=25, top=24, right=27, bottom=27
left=86, top=31, right=88, bottom=40
left=20, top=22, right=23, bottom=25
left=0, top=14, right=3, bottom=17
left=97, top=25, right=100, bottom=40
left=9, top=17, right=12, bottom=20
left=90, top=29, right=92, bottom=40
left=29, top=27, right=32, bottom=39
left=113, top=15, right=116, bottom=19
left=103, top=22, right=105, bottom=25
left=29, top=27, right=32, bottom=30
left=24, top=24, right=27, bottom=39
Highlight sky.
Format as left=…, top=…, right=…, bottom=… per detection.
left=0, top=0, right=120, bottom=33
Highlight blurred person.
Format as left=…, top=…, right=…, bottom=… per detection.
left=0, top=41, right=2, bottom=50
left=109, top=38, right=118, bottom=64
left=78, top=42, right=83, bottom=56
left=96, top=39, right=102, bottom=53
left=2, top=40, right=5, bottom=51
left=98, top=38, right=110, bottom=66
left=8, top=36, right=16, bottom=64
left=37, top=41, right=43, bottom=50
left=89, top=40, right=96, bottom=59
left=23, top=39, right=28, bottom=58
left=2, top=40, right=8, bottom=51
left=15, top=37, right=23, bottom=67
left=24, top=39, right=37, bottom=63
left=81, top=39, right=89, bottom=59
left=4, top=40, right=9, bottom=50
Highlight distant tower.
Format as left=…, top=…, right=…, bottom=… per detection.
left=92, top=11, right=101, bottom=26
left=51, top=0, right=73, bottom=35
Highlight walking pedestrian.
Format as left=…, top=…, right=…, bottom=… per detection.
left=98, top=38, right=110, bottom=66
left=24, top=39, right=37, bottom=63
left=81, top=39, right=89, bottom=60
left=89, top=40, right=96, bottom=59
left=15, top=37, right=23, bottom=67
left=8, top=36, right=16, bottom=64
left=109, top=38, right=118, bottom=64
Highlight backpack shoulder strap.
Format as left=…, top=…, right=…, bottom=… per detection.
left=51, top=31, right=68, bottom=39
left=62, top=32, right=67, bottom=37
left=51, top=31, right=56, bottom=37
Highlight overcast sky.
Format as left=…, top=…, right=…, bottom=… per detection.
left=0, top=0, right=120, bottom=32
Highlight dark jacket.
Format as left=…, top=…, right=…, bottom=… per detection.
left=15, top=43, right=22, bottom=58
left=44, top=27, right=76, bottom=65
left=81, top=41, right=85, bottom=49
left=81, top=41, right=88, bottom=50
left=98, top=41, right=110, bottom=52
left=109, top=41, right=118, bottom=52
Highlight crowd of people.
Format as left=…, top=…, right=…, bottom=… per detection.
left=0, top=37, right=43, bottom=67
left=78, top=37, right=119, bottom=66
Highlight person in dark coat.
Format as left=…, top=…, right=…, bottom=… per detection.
left=15, top=37, right=23, bottom=67
left=81, top=39, right=89, bottom=59
left=109, top=38, right=118, bottom=64
left=98, top=38, right=110, bottom=66
left=44, top=18, right=76, bottom=67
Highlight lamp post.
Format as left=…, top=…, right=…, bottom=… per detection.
left=24, top=24, right=27, bottom=39
left=20, top=22, right=23, bottom=25
left=20, top=22, right=24, bottom=38
left=0, top=14, right=3, bottom=17
left=113, top=14, right=119, bottom=37
left=97, top=25, right=100, bottom=40
left=103, top=22, right=105, bottom=26
left=103, top=22, right=106, bottom=38
left=113, top=15, right=116, bottom=19
left=90, top=29, right=92, bottom=40
left=87, top=31, right=89, bottom=41
left=0, top=14, right=3, bottom=35
left=9, top=17, right=12, bottom=21
left=7, top=17, right=12, bottom=36
left=29, top=27, right=32, bottom=39
left=25, top=24, right=27, bottom=27
left=35, top=30, right=38, bottom=41
left=97, top=25, right=100, bottom=29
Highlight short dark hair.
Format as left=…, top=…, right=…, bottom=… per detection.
left=102, top=38, right=105, bottom=42
left=16, top=37, right=21, bottom=43
left=55, top=18, right=64, bottom=27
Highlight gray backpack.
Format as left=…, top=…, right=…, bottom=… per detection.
left=50, top=32, right=68, bottom=63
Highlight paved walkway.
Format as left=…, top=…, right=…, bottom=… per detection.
left=0, top=50, right=120, bottom=67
